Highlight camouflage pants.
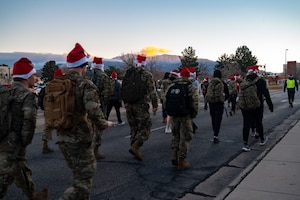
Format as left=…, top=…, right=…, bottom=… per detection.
left=125, top=103, right=152, bottom=146
left=0, top=144, right=35, bottom=199
left=42, top=125, right=54, bottom=141
left=58, top=142, right=96, bottom=200
left=171, top=117, right=193, bottom=159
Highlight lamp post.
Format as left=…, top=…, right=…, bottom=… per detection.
left=285, top=49, right=288, bottom=79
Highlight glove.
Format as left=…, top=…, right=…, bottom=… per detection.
left=269, top=106, right=274, bottom=112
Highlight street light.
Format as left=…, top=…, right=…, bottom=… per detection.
left=285, top=49, right=288, bottom=79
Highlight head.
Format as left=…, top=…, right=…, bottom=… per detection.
left=170, top=69, right=180, bottom=79
left=288, top=74, right=294, bottom=79
left=135, top=54, right=147, bottom=68
left=66, top=43, right=89, bottom=75
left=213, top=69, right=222, bottom=79
left=247, top=65, right=259, bottom=75
left=13, top=57, right=38, bottom=88
left=111, top=71, right=117, bottom=79
left=93, top=57, right=104, bottom=71
left=180, top=66, right=190, bottom=79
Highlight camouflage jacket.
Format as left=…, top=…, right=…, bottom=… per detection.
left=8, top=81, right=38, bottom=146
left=90, top=68, right=111, bottom=106
left=57, top=70, right=108, bottom=143
left=138, top=68, right=158, bottom=108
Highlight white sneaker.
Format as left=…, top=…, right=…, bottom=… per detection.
left=260, top=136, right=268, bottom=146
left=242, top=145, right=251, bottom=152
left=165, top=126, right=172, bottom=134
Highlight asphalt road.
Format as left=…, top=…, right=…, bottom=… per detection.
left=3, top=89, right=300, bottom=200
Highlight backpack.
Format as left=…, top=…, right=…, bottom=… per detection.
left=0, top=86, right=13, bottom=141
left=121, top=67, right=146, bottom=103
left=238, top=77, right=261, bottom=110
left=228, top=81, right=238, bottom=96
left=110, top=78, right=116, bottom=96
left=165, top=82, right=191, bottom=117
left=205, top=77, right=225, bottom=103
left=44, top=74, right=76, bottom=129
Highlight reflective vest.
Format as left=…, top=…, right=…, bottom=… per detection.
left=286, top=79, right=296, bottom=89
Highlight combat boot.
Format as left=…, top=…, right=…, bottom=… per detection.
left=42, top=141, right=54, bottom=154
left=171, top=148, right=178, bottom=166
left=177, top=158, right=190, bottom=171
left=129, top=140, right=143, bottom=161
left=30, top=187, right=49, bottom=200
left=94, top=146, right=106, bottom=160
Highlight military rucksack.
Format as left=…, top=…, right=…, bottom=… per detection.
left=0, top=86, right=13, bottom=141
left=165, top=82, right=191, bottom=117
left=228, top=81, right=238, bottom=96
left=110, top=78, right=117, bottom=96
left=121, top=67, right=146, bottom=103
left=238, top=77, right=261, bottom=110
left=44, top=74, right=76, bottom=129
left=205, top=77, right=225, bottom=103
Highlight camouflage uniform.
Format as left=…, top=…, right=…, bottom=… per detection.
left=164, top=78, right=199, bottom=167
left=0, top=81, right=42, bottom=199
left=125, top=67, right=158, bottom=159
left=85, top=67, right=111, bottom=157
left=56, top=70, right=108, bottom=200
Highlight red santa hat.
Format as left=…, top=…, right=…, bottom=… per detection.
left=180, top=66, right=190, bottom=78
left=234, top=73, right=241, bottom=80
left=111, top=71, right=117, bottom=79
left=189, top=67, right=197, bottom=78
left=135, top=54, right=147, bottom=66
left=66, top=43, right=88, bottom=68
left=203, top=77, right=209, bottom=82
left=170, top=69, right=180, bottom=76
left=288, top=73, right=293, bottom=78
left=54, top=69, right=64, bottom=77
left=93, top=57, right=104, bottom=69
left=12, top=57, right=36, bottom=79
left=247, top=65, right=259, bottom=73
left=229, top=76, right=235, bottom=81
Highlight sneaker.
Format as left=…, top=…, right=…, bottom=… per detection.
left=242, top=145, right=251, bottom=152
left=260, top=136, right=268, bottom=146
left=213, top=136, right=219, bottom=143
left=117, top=121, right=125, bottom=126
left=165, top=126, right=172, bottom=134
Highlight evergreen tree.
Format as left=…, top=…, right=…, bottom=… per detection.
left=41, top=61, right=58, bottom=84
left=179, top=46, right=199, bottom=71
left=234, top=45, right=258, bottom=73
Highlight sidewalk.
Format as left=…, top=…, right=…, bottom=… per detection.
left=223, top=120, right=300, bottom=200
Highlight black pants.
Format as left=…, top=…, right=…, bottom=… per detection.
left=209, top=102, right=224, bottom=136
left=241, top=107, right=264, bottom=145
left=229, top=95, right=237, bottom=112
left=287, top=89, right=295, bottom=104
left=107, top=99, right=122, bottom=123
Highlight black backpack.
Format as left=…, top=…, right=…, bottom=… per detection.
left=121, top=67, right=146, bottom=103
left=165, top=82, right=191, bottom=117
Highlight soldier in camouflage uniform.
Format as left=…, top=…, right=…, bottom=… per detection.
left=125, top=55, right=158, bottom=161
left=57, top=43, right=115, bottom=200
left=0, top=58, right=48, bottom=199
left=84, top=57, right=111, bottom=159
left=164, top=67, right=199, bottom=170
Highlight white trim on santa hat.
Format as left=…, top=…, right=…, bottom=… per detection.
left=13, top=68, right=37, bottom=79
left=67, top=56, right=88, bottom=68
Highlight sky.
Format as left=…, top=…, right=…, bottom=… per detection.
left=0, top=0, right=299, bottom=73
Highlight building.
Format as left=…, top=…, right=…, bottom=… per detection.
left=284, top=61, right=300, bottom=79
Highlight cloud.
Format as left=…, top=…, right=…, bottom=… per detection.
left=140, top=46, right=170, bottom=57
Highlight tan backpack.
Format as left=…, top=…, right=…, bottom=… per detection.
left=44, top=74, right=76, bottom=129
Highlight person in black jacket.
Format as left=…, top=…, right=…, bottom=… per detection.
left=241, top=65, right=274, bottom=152
left=207, top=69, right=229, bottom=143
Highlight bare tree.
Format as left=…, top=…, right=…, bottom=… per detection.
left=119, top=53, right=136, bottom=68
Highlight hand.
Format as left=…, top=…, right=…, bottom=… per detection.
left=269, top=107, right=274, bottom=112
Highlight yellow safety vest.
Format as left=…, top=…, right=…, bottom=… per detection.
left=286, top=79, right=295, bottom=89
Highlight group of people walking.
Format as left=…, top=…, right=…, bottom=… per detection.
left=0, top=42, right=298, bottom=200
